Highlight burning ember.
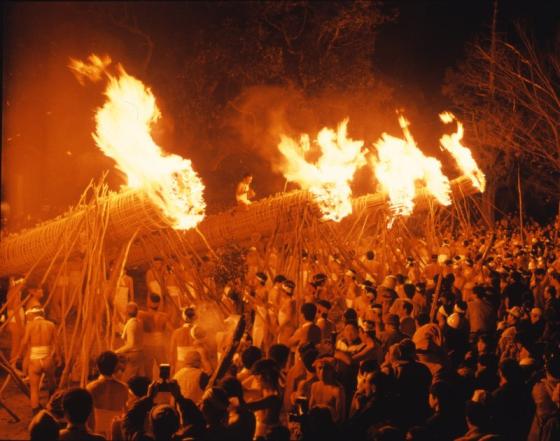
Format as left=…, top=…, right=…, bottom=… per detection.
left=69, top=55, right=206, bottom=230
left=371, top=114, right=451, bottom=221
left=277, top=119, right=366, bottom=222
left=439, top=112, right=487, bottom=192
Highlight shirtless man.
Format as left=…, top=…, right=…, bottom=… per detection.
left=12, top=307, right=56, bottom=413
left=86, top=351, right=128, bottom=438
left=138, top=293, right=172, bottom=379
left=115, top=302, right=144, bottom=381
left=236, top=173, right=255, bottom=207
left=169, top=306, right=197, bottom=374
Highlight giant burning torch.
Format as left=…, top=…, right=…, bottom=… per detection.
left=0, top=55, right=485, bottom=277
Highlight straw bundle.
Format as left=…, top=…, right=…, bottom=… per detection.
left=0, top=176, right=478, bottom=277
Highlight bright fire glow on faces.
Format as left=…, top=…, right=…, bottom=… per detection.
left=277, top=119, right=366, bottom=222
left=439, top=112, right=486, bottom=192
left=371, top=115, right=451, bottom=220
left=69, top=55, right=205, bottom=230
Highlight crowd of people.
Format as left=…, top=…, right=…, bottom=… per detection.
left=5, top=214, right=560, bottom=441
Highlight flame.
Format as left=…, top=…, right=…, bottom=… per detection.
left=439, top=112, right=486, bottom=192
left=372, top=115, right=451, bottom=219
left=70, top=55, right=205, bottom=229
left=277, top=119, right=366, bottom=221
left=69, top=54, right=112, bottom=85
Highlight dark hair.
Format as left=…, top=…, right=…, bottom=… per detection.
left=465, top=400, right=490, bottom=429
left=395, top=274, right=406, bottom=284
left=241, top=346, right=262, bottom=370
left=219, top=376, right=244, bottom=399
left=301, top=303, right=317, bottom=322
left=151, top=405, right=179, bottom=439
left=251, top=359, right=280, bottom=390
left=149, top=293, right=161, bottom=303
left=269, top=344, right=290, bottom=369
left=499, top=358, right=523, bottom=384
left=301, top=347, right=319, bottom=373
left=201, top=387, right=229, bottom=425
left=266, top=425, right=291, bottom=441
left=429, top=381, right=453, bottom=408
left=366, top=251, right=375, bottom=260
left=416, top=312, right=430, bottom=326
left=402, top=302, right=413, bottom=315
left=62, top=388, right=93, bottom=424
left=29, top=410, right=59, bottom=441
left=343, top=308, right=358, bottom=324
left=127, top=376, right=150, bottom=398
left=273, top=274, right=287, bottom=284
left=96, top=351, right=119, bottom=376
left=403, top=283, right=415, bottom=299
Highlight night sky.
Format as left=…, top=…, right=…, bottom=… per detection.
left=1, top=1, right=558, bottom=228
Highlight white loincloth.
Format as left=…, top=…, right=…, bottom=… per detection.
left=30, top=346, right=51, bottom=360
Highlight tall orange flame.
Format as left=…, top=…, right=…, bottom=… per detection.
left=277, top=119, right=366, bottom=221
left=439, top=112, right=486, bottom=192
left=372, top=115, right=451, bottom=220
left=69, top=55, right=205, bottom=230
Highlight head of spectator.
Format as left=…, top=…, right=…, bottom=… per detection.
left=252, top=358, right=280, bottom=391
left=499, top=358, right=523, bottom=385
left=403, top=283, right=415, bottom=300
left=301, top=346, right=319, bottom=374
left=241, top=346, right=262, bottom=371
left=315, top=357, right=337, bottom=384
left=62, top=388, right=93, bottom=426
left=29, top=410, right=59, bottom=441
left=127, top=375, right=150, bottom=401
left=201, top=387, right=229, bottom=427
left=384, top=314, right=400, bottom=332
left=96, top=350, right=119, bottom=377
left=429, top=381, right=453, bottom=413
left=344, top=308, right=359, bottom=325
left=150, top=404, right=179, bottom=441
left=219, top=376, right=244, bottom=402
left=465, top=399, right=491, bottom=432
left=269, top=344, right=290, bottom=370
left=301, top=302, right=317, bottom=322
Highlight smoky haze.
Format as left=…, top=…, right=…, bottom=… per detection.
left=1, top=2, right=490, bottom=232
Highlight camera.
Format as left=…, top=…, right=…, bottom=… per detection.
left=158, top=363, right=171, bottom=392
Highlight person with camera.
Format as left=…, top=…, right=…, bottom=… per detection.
left=122, top=368, right=204, bottom=441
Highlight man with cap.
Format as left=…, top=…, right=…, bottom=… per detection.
left=169, top=306, right=197, bottom=374
left=12, top=306, right=56, bottom=413
left=116, top=302, right=144, bottom=381
left=173, top=349, right=209, bottom=404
